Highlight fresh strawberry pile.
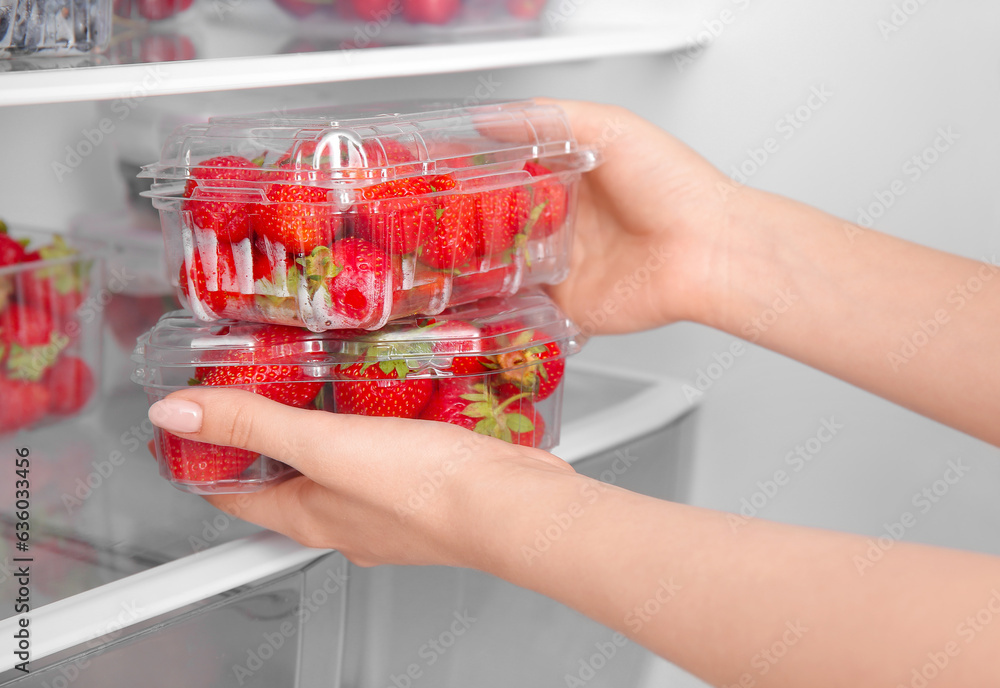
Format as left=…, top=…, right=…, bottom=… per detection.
left=274, top=0, right=545, bottom=25
left=175, top=143, right=568, bottom=332
left=0, top=223, right=96, bottom=435
left=330, top=318, right=565, bottom=447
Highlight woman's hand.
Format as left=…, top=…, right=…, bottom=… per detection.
left=541, top=99, right=744, bottom=335
left=147, top=387, right=575, bottom=568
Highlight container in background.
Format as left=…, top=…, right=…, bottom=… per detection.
left=0, top=225, right=104, bottom=435
left=0, top=0, right=112, bottom=56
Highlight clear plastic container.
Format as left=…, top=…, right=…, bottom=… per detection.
left=130, top=289, right=583, bottom=494
left=0, top=0, right=112, bottom=56
left=140, top=99, right=598, bottom=332
left=0, top=225, right=104, bottom=435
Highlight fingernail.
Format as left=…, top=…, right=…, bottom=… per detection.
left=149, top=399, right=203, bottom=434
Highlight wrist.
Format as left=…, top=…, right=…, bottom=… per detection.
left=452, top=456, right=590, bottom=577
left=695, top=186, right=808, bottom=338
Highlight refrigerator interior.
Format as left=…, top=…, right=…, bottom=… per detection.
left=2, top=1, right=1000, bottom=686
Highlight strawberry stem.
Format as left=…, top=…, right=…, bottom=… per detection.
left=495, top=391, right=532, bottom=413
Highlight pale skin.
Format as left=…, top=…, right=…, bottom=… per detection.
left=148, top=100, right=1000, bottom=687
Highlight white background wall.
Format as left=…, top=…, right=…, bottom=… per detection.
left=1, top=1, right=998, bottom=685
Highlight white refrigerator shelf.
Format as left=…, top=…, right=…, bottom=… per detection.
left=0, top=12, right=705, bottom=107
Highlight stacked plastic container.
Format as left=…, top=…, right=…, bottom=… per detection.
left=134, top=99, right=598, bottom=493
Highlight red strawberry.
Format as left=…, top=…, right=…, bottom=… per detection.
left=182, top=156, right=260, bottom=243
left=506, top=0, right=544, bottom=18
left=45, top=356, right=95, bottom=416
left=0, top=224, right=27, bottom=266
left=402, top=0, right=460, bottom=24
left=419, top=379, right=545, bottom=447
left=429, top=174, right=458, bottom=192
left=254, top=171, right=335, bottom=255
left=196, top=358, right=323, bottom=407
left=0, top=304, right=67, bottom=382
left=420, top=192, right=479, bottom=270
left=159, top=431, right=260, bottom=484
left=0, top=376, right=51, bottom=434
left=522, top=161, right=568, bottom=239
left=351, top=0, right=395, bottom=21
left=135, top=0, right=193, bottom=19
left=193, top=324, right=323, bottom=408
left=139, top=34, right=197, bottom=62
left=275, top=0, right=320, bottom=16
left=477, top=184, right=529, bottom=258
left=0, top=303, right=55, bottom=347
left=418, top=319, right=492, bottom=376
left=391, top=270, right=448, bottom=314
left=298, top=238, right=397, bottom=327
left=450, top=263, right=517, bottom=304
left=275, top=141, right=324, bottom=169
left=334, top=360, right=435, bottom=418
left=417, top=378, right=481, bottom=432
left=363, top=138, right=417, bottom=167
left=179, top=244, right=253, bottom=319
left=356, top=177, right=436, bottom=255
left=485, top=325, right=565, bottom=401
left=20, top=235, right=89, bottom=323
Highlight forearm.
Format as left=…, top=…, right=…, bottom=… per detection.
left=472, top=468, right=1000, bottom=687
left=711, top=189, right=1000, bottom=446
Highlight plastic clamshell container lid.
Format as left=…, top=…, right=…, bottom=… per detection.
left=131, top=289, right=583, bottom=388
left=139, top=99, right=598, bottom=202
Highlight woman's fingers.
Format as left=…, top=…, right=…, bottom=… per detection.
left=148, top=387, right=328, bottom=473
left=148, top=387, right=574, bottom=482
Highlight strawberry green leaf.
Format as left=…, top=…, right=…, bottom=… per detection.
left=475, top=418, right=500, bottom=438
left=512, top=331, right=535, bottom=347
left=6, top=336, right=67, bottom=382
left=33, top=236, right=85, bottom=295
left=495, top=391, right=533, bottom=413
left=37, top=235, right=78, bottom=261
left=504, top=413, right=535, bottom=434
left=461, top=402, right=493, bottom=419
